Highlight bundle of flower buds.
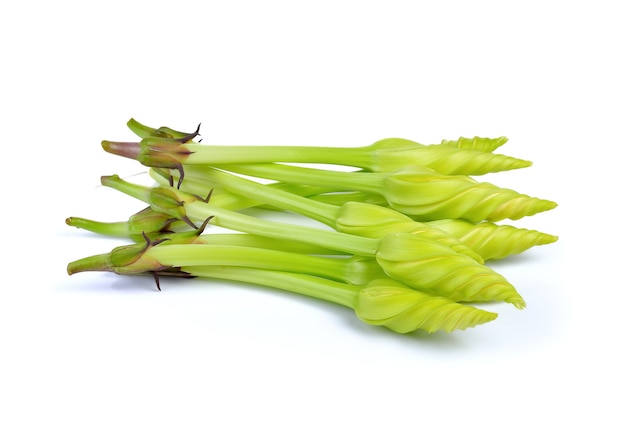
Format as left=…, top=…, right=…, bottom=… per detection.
left=66, top=119, right=558, bottom=335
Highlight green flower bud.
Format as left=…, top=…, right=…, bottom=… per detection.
left=335, top=201, right=417, bottom=236
left=106, top=242, right=167, bottom=275
left=367, top=138, right=531, bottom=175
left=340, top=256, right=389, bottom=285
left=427, top=219, right=559, bottom=261
left=383, top=166, right=557, bottom=222
left=335, top=201, right=484, bottom=263
left=149, top=187, right=198, bottom=228
left=127, top=207, right=176, bottom=235
left=355, top=279, right=498, bottom=333
left=376, top=232, right=526, bottom=308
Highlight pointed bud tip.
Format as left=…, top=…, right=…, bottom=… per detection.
left=540, top=233, right=559, bottom=244
left=524, top=198, right=558, bottom=217
left=542, top=200, right=558, bottom=212
left=518, top=159, right=533, bottom=168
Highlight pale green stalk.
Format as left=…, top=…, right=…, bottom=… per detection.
left=151, top=171, right=379, bottom=211
left=186, top=266, right=360, bottom=308
left=144, top=244, right=388, bottom=285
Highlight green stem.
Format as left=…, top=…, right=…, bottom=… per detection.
left=101, top=176, right=380, bottom=257
left=151, top=168, right=357, bottom=213
left=127, top=118, right=193, bottom=140
left=151, top=167, right=345, bottom=202
left=100, top=175, right=152, bottom=202
left=196, top=233, right=345, bottom=255
left=180, top=165, right=340, bottom=227
left=180, top=265, right=359, bottom=308
left=307, top=191, right=388, bottom=207
left=146, top=244, right=383, bottom=285
left=65, top=217, right=131, bottom=237
left=178, top=143, right=373, bottom=168
left=188, top=199, right=378, bottom=256
left=209, top=163, right=386, bottom=195
left=150, top=168, right=260, bottom=210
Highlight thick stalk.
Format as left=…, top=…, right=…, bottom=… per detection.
left=180, top=144, right=372, bottom=167
left=201, top=163, right=385, bottom=195
left=151, top=169, right=373, bottom=212
left=145, top=244, right=384, bottom=285
left=180, top=265, right=359, bottom=307
left=195, top=233, right=345, bottom=255
left=184, top=199, right=378, bottom=256
left=65, top=217, right=130, bottom=237
left=101, top=175, right=379, bottom=257
left=176, top=165, right=340, bottom=227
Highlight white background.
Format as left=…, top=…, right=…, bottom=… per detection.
left=1, top=1, right=624, bottom=431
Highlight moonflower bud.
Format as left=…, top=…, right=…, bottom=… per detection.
left=367, top=138, right=531, bottom=175
left=335, top=201, right=484, bottom=263
left=383, top=166, right=557, bottom=222
left=426, top=219, right=559, bottom=261
left=376, top=232, right=526, bottom=308
left=355, top=279, right=498, bottom=333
